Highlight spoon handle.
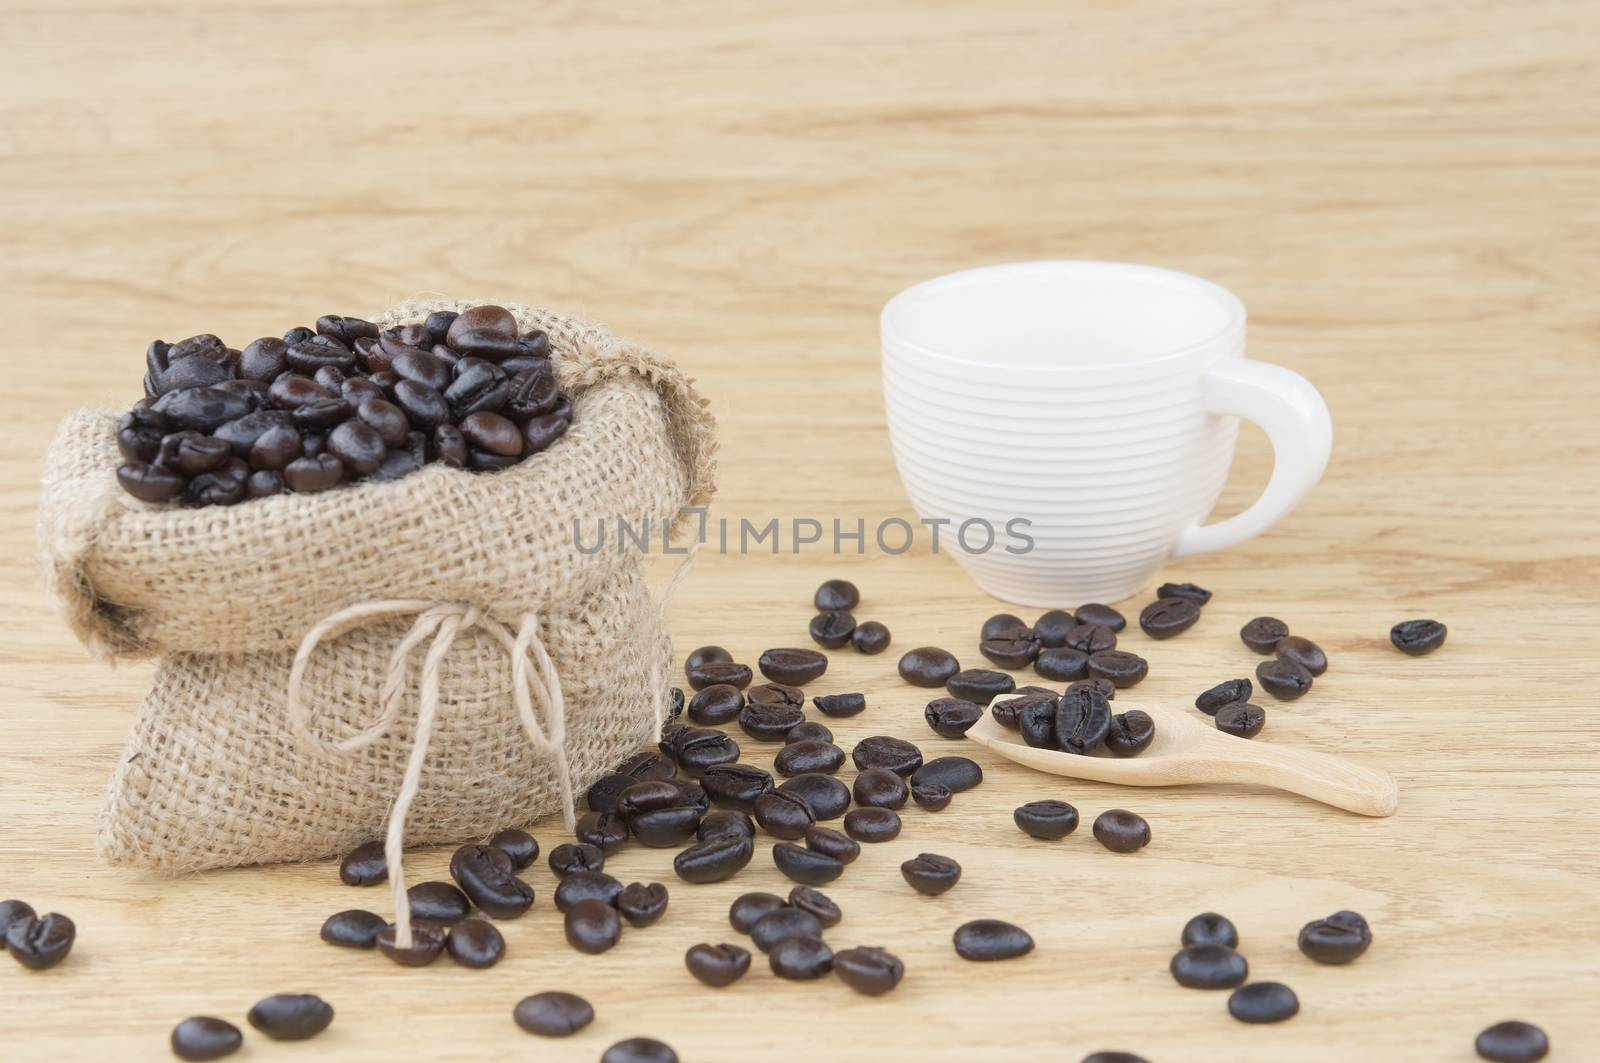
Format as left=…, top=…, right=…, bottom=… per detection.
left=1208, top=742, right=1399, bottom=817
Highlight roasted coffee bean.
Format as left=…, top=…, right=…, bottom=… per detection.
left=408, top=880, right=470, bottom=924
left=699, top=765, right=774, bottom=812
left=1081, top=1051, right=1149, bottom=1062
left=688, top=683, right=743, bottom=725
left=994, top=690, right=1055, bottom=731
left=911, top=756, right=983, bottom=793
left=617, top=882, right=668, bottom=927
left=500, top=362, right=558, bottom=420
left=1196, top=678, right=1252, bottom=715
left=671, top=728, right=741, bottom=775
left=769, top=933, right=834, bottom=980
left=1105, top=710, right=1155, bottom=757
left=673, top=832, right=753, bottom=883
left=512, top=991, right=594, bottom=1037
left=1014, top=799, right=1080, bottom=840
left=215, top=377, right=268, bottom=408
left=587, top=773, right=638, bottom=813
left=1475, top=1020, right=1550, bottom=1062
left=239, top=337, right=290, bottom=382
left=620, top=750, right=677, bottom=781
left=1093, top=809, right=1151, bottom=852
left=353, top=397, right=410, bottom=447
left=1033, top=609, right=1077, bottom=648
left=214, top=409, right=294, bottom=458
left=1065, top=623, right=1117, bottom=654
left=1087, top=650, right=1148, bottom=688
left=1241, top=615, right=1290, bottom=653
left=447, top=304, right=519, bottom=345
left=981, top=632, right=1040, bottom=668
left=813, top=578, right=859, bottom=610
left=954, top=919, right=1034, bottom=961
left=729, top=892, right=788, bottom=933
left=392, top=378, right=451, bottom=429
left=1216, top=702, right=1265, bottom=739
left=684, top=645, right=732, bottom=674
left=1157, top=581, right=1211, bottom=605
left=452, top=328, right=520, bottom=361
left=576, top=810, right=631, bottom=854
left=0, top=898, right=36, bottom=940
left=266, top=373, right=333, bottom=412
left=418, top=311, right=458, bottom=346
left=376, top=922, right=445, bottom=965
left=809, top=610, right=856, bottom=649
left=812, top=691, right=866, bottom=717
left=1228, top=982, right=1299, bottom=1024
left=247, top=994, right=334, bottom=1040
left=1182, top=912, right=1239, bottom=948
left=1140, top=597, right=1201, bottom=638
left=460, top=410, right=523, bottom=456
left=286, top=336, right=355, bottom=376
left=554, top=871, right=623, bottom=913
left=5, top=912, right=74, bottom=969
left=446, top=918, right=506, bottom=968
left=980, top=613, right=1029, bottom=640
left=627, top=806, right=702, bottom=848
left=774, top=740, right=846, bottom=776
left=851, top=621, right=892, bottom=654
left=773, top=841, right=845, bottom=884
left=698, top=809, right=756, bottom=843
left=1171, top=944, right=1249, bottom=989
left=156, top=431, right=231, bottom=476
left=843, top=807, right=901, bottom=843
left=901, top=853, right=961, bottom=895
left=1276, top=635, right=1328, bottom=676
left=852, top=735, right=924, bottom=776
left=311, top=365, right=346, bottom=392
left=602, top=1039, right=679, bottom=1063
left=1256, top=658, right=1314, bottom=700
left=924, top=697, right=984, bottom=738
left=832, top=946, right=904, bottom=996
left=686, top=661, right=752, bottom=691
left=339, top=840, right=388, bottom=885
left=245, top=469, right=284, bottom=497
left=316, top=315, right=379, bottom=345
left=564, top=899, right=622, bottom=954
left=777, top=773, right=851, bottom=820
left=1068, top=676, right=1116, bottom=701
left=758, top=647, right=829, bottom=686
left=548, top=842, right=605, bottom=878
left=442, top=358, right=511, bottom=420
left=739, top=701, right=804, bottom=742
left=1074, top=602, right=1125, bottom=630
left=431, top=423, right=467, bottom=467
left=898, top=646, right=961, bottom=687
left=1298, top=910, right=1372, bottom=964
left=117, top=461, right=185, bottom=503
left=487, top=828, right=538, bottom=869
left=1392, top=618, right=1448, bottom=656
left=786, top=720, right=834, bottom=744
left=283, top=454, right=343, bottom=493
left=782, top=885, right=839, bottom=928
left=848, top=768, right=906, bottom=812
left=750, top=907, right=823, bottom=953
left=804, top=825, right=860, bottom=865
left=184, top=457, right=250, bottom=506
left=325, top=418, right=385, bottom=476
left=912, top=781, right=953, bottom=811
left=748, top=681, right=805, bottom=709
left=1018, top=697, right=1060, bottom=749
left=946, top=668, right=1015, bottom=706
left=468, top=440, right=527, bottom=472
left=754, top=791, right=815, bottom=839
left=1056, top=683, right=1112, bottom=754
left=249, top=424, right=302, bottom=471
left=117, top=409, right=168, bottom=463
left=320, top=909, right=386, bottom=948
left=685, top=942, right=751, bottom=987
left=157, top=386, right=256, bottom=433
left=170, top=1016, right=243, bottom=1061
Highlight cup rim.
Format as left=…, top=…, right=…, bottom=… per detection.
left=881, top=260, right=1246, bottom=374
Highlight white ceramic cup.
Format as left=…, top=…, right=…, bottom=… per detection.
left=881, top=261, right=1332, bottom=606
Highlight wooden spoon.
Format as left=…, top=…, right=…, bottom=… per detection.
left=965, top=703, right=1398, bottom=817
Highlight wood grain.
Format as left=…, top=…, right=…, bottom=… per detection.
left=2, top=1, right=1597, bottom=1060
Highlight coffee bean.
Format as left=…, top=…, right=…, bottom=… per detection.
left=749, top=907, right=823, bottom=952
left=777, top=773, right=851, bottom=820
left=445, top=918, right=505, bottom=968
left=5, top=912, right=74, bottom=969
left=1013, top=799, right=1079, bottom=840
left=1298, top=910, right=1372, bottom=964
left=901, top=853, right=961, bottom=895
left=688, top=683, right=744, bottom=725
left=686, top=661, right=752, bottom=691
left=157, top=431, right=231, bottom=476
left=554, top=871, right=623, bottom=913
left=980, top=633, right=1040, bottom=668
left=619, top=751, right=676, bottom=781
left=809, top=610, right=856, bottom=649
left=184, top=457, right=250, bottom=506
left=769, top=888, right=835, bottom=932
left=1033, top=609, right=1077, bottom=648
left=564, top=899, right=621, bottom=954
left=1082, top=1053, right=1150, bottom=1063
left=1105, top=710, right=1155, bottom=757
left=617, top=882, right=668, bottom=928
left=976, top=613, right=1024, bottom=640
left=699, top=765, right=774, bottom=812
left=1276, top=635, right=1328, bottom=676
left=1181, top=912, right=1239, bottom=949
left=158, top=386, right=257, bottom=433
left=1068, top=677, right=1116, bottom=701
left=602, top=1039, right=679, bottom=1063
left=912, top=782, right=953, bottom=812
left=408, top=881, right=470, bottom=924
left=1215, top=702, right=1266, bottom=739
left=829, top=946, right=902, bottom=996
left=1196, top=678, right=1252, bottom=715
left=245, top=469, right=284, bottom=497
left=954, top=919, right=1034, bottom=961
left=587, top=774, right=638, bottom=813
left=804, top=827, right=860, bottom=868
left=852, top=735, right=924, bottom=776
left=666, top=727, right=741, bottom=775
left=1475, top=1020, right=1550, bottom=1062
left=748, top=681, right=805, bottom=709
left=447, top=845, right=533, bottom=917
left=769, top=934, right=834, bottom=980
left=1392, top=618, right=1448, bottom=656
left=117, top=461, right=186, bottom=503
left=684, top=645, right=731, bottom=674
left=698, top=809, right=755, bottom=843
left=1093, top=809, right=1151, bottom=852
left=376, top=922, right=445, bottom=965
left=324, top=418, right=384, bottom=476
left=117, top=409, right=168, bottom=463
left=170, top=1016, right=243, bottom=1061
left=773, top=841, right=845, bottom=884
left=391, top=378, right=450, bottom=430
left=239, top=337, right=290, bottom=382
left=758, top=647, right=829, bottom=686
left=248, top=424, right=302, bottom=471
left=897, top=646, right=960, bottom=687
left=548, top=842, right=605, bottom=878
left=1171, top=944, right=1249, bottom=989
left=1157, top=581, right=1212, bottom=605
left=729, top=892, right=788, bottom=933
left=459, top=409, right=522, bottom=457
left=1056, top=683, right=1112, bottom=754
left=1227, top=982, right=1299, bottom=1024
left=283, top=454, right=343, bottom=493
left=673, top=832, right=754, bottom=883
left=994, top=690, right=1054, bottom=732
left=443, top=359, right=511, bottom=420
left=843, top=807, right=901, bottom=843
left=504, top=364, right=559, bottom=419
left=1018, top=697, right=1060, bottom=749
left=754, top=791, right=815, bottom=839
left=432, top=423, right=467, bottom=467
left=247, top=994, right=334, bottom=1041
left=1065, top=623, right=1117, bottom=654
left=1241, top=616, right=1290, bottom=653
left=685, top=942, right=751, bottom=987
left=911, top=756, right=983, bottom=793
left=1073, top=603, right=1125, bottom=630
left=320, top=909, right=386, bottom=948
left=813, top=578, right=859, bottom=610
left=1087, top=650, right=1148, bottom=688
left=1256, top=658, right=1313, bottom=700
left=446, top=305, right=518, bottom=346
left=851, top=621, right=892, bottom=654
left=339, top=840, right=387, bottom=885
left=281, top=326, right=316, bottom=347
left=774, top=740, right=845, bottom=776
left=513, top=991, right=594, bottom=1037
left=800, top=693, right=863, bottom=723
left=0, top=898, right=36, bottom=941
left=946, top=669, right=1015, bottom=705
left=290, top=394, right=354, bottom=431
left=626, top=806, right=701, bottom=848
left=924, top=697, right=984, bottom=738
left=287, top=336, right=356, bottom=376
left=739, top=701, right=805, bottom=742
left=1140, top=597, right=1202, bottom=638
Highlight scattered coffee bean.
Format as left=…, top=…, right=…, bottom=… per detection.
left=1065, top=623, right=1117, bottom=654
left=339, top=840, right=388, bottom=885
left=1475, top=1020, right=1550, bottom=1062
left=0, top=898, right=37, bottom=941
left=170, top=1016, right=243, bottom=1061
left=912, top=782, right=953, bottom=812
left=620, top=750, right=677, bottom=781
left=1014, top=800, right=1079, bottom=840
left=843, top=807, right=902, bottom=843
left=548, top=842, right=605, bottom=878
left=5, top=912, right=75, bottom=969
left=833, top=946, right=904, bottom=995
left=1227, top=982, right=1299, bottom=1023
left=446, top=918, right=505, bottom=968
left=1093, top=809, right=1150, bottom=852
left=1182, top=912, right=1239, bottom=949
left=247, top=994, right=334, bottom=1041
left=946, top=668, right=1015, bottom=705
left=809, top=610, right=857, bottom=649
left=1276, top=635, right=1328, bottom=676
left=954, top=919, right=1034, bottom=961
left=1087, top=650, right=1148, bottom=688
left=1241, top=616, right=1290, bottom=653
left=898, top=646, right=961, bottom=687
left=851, top=621, right=892, bottom=654
left=673, top=833, right=754, bottom=884
left=901, top=853, right=962, bottom=895
left=748, top=682, right=805, bottom=710
left=554, top=871, right=623, bottom=913
left=1033, top=609, right=1077, bottom=647
left=1216, top=702, right=1266, bottom=739
left=455, top=845, right=536, bottom=917
left=852, top=735, right=924, bottom=775
left=513, top=991, right=594, bottom=1037
left=1298, top=910, right=1372, bottom=964
left=577, top=810, right=633, bottom=854
left=980, top=632, right=1041, bottom=668
left=786, top=720, right=834, bottom=744
left=911, top=756, right=983, bottom=793
left=995, top=690, right=1054, bottom=732
left=1081, top=1053, right=1150, bottom=1063
left=924, top=697, right=984, bottom=738
left=587, top=773, right=639, bottom=813
left=749, top=907, right=823, bottom=952
left=1069, top=677, right=1117, bottom=701
left=805, top=825, right=861, bottom=865
left=407, top=881, right=470, bottom=924
left=769, top=934, right=834, bottom=979
left=773, top=841, right=845, bottom=885
left=601, top=1038, right=679, bottom=1063
left=1075, top=603, right=1126, bottom=630
left=697, top=809, right=755, bottom=843
left=814, top=579, right=860, bottom=611
left=685, top=645, right=732, bottom=675
left=1196, top=678, right=1252, bottom=715
left=730, top=893, right=789, bottom=933
left=564, top=899, right=622, bottom=954
left=1392, top=618, right=1448, bottom=656
left=376, top=922, right=446, bottom=965
left=1256, top=658, right=1314, bottom=700
left=320, top=909, right=386, bottom=949
left=1056, top=683, right=1112, bottom=754
left=688, top=683, right=744, bottom=725
left=664, top=726, right=742, bottom=774
left=1157, top=581, right=1211, bottom=605
left=754, top=791, right=816, bottom=839
left=758, top=647, right=829, bottom=686
left=980, top=613, right=1028, bottom=640
left=739, top=701, right=805, bottom=742
left=1105, top=710, right=1155, bottom=757
left=774, top=739, right=845, bottom=776
left=1035, top=647, right=1090, bottom=681
left=786, top=885, right=840, bottom=927
left=812, top=691, right=866, bottom=717
left=699, top=765, right=775, bottom=812
left=686, top=661, right=752, bottom=691
left=777, top=773, right=852, bottom=820
left=685, top=942, right=752, bottom=987
left=1140, top=597, right=1201, bottom=638
left=488, top=828, right=539, bottom=869
left=1170, top=944, right=1249, bottom=988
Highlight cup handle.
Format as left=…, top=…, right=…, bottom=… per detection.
left=1172, top=359, right=1332, bottom=557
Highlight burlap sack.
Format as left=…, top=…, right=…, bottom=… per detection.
left=37, top=299, right=716, bottom=876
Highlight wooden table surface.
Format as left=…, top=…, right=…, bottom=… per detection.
left=3, top=2, right=1597, bottom=1060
